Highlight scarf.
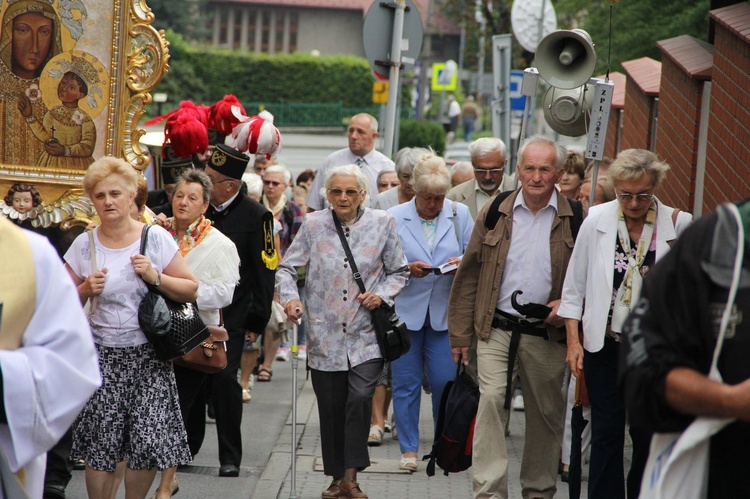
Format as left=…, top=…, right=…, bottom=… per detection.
left=263, top=193, right=287, bottom=217
left=165, top=215, right=213, bottom=257
left=610, top=202, right=657, bottom=332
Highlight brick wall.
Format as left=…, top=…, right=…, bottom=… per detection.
left=654, top=36, right=713, bottom=213
left=705, top=3, right=750, bottom=212
left=621, top=58, right=661, bottom=151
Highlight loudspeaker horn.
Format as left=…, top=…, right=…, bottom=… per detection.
left=536, top=29, right=596, bottom=89
left=542, top=85, right=593, bottom=137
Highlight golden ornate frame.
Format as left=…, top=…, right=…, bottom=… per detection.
left=0, top=0, right=169, bottom=228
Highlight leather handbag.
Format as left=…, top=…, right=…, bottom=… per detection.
left=137, top=225, right=209, bottom=361
left=173, top=322, right=229, bottom=373
left=331, top=211, right=410, bottom=362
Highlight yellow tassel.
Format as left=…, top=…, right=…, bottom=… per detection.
left=262, top=249, right=279, bottom=270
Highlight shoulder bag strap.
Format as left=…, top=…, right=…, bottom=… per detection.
left=88, top=230, right=97, bottom=317
left=452, top=201, right=461, bottom=249
left=331, top=210, right=367, bottom=295
left=139, top=224, right=156, bottom=291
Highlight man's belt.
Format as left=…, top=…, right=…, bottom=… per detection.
left=492, top=310, right=548, bottom=339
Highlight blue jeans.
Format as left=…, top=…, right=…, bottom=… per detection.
left=391, top=324, right=454, bottom=453
left=463, top=118, right=475, bottom=142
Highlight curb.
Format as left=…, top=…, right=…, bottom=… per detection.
left=251, top=373, right=317, bottom=499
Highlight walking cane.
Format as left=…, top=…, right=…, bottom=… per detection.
left=289, top=308, right=302, bottom=499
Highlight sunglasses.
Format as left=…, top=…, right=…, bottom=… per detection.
left=263, top=180, right=282, bottom=187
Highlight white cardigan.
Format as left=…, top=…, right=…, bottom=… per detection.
left=558, top=198, right=693, bottom=353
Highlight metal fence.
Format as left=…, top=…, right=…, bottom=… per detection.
left=242, top=102, right=412, bottom=127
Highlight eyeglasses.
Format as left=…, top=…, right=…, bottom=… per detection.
left=263, top=180, right=282, bottom=187
left=328, top=188, right=362, bottom=198
left=474, top=168, right=504, bottom=175
left=617, top=192, right=654, bottom=204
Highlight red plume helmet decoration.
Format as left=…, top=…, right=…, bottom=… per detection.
left=164, top=113, right=209, bottom=158
left=230, top=108, right=282, bottom=159
left=144, top=100, right=209, bottom=128
left=209, top=95, right=246, bottom=136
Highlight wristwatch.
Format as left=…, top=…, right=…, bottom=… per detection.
left=153, top=272, right=161, bottom=287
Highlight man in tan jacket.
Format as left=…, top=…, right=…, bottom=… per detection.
left=448, top=135, right=580, bottom=499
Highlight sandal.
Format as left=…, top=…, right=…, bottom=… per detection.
left=321, top=478, right=343, bottom=498
left=399, top=456, right=417, bottom=472
left=242, top=388, right=252, bottom=403
left=339, top=480, right=368, bottom=498
left=367, top=425, right=384, bottom=446
left=257, top=367, right=273, bottom=382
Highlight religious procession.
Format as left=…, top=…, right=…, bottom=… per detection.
left=1, top=0, right=749, bottom=498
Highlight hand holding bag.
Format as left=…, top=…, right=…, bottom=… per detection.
left=137, top=225, right=209, bottom=361
left=639, top=203, right=743, bottom=499
left=331, top=211, right=410, bottom=362
left=173, top=310, right=229, bottom=373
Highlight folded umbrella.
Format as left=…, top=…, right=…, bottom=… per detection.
left=511, top=290, right=552, bottom=320
left=569, top=374, right=589, bottom=499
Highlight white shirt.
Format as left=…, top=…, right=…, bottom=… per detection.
left=1, top=230, right=100, bottom=498
left=496, top=191, right=558, bottom=315
left=474, top=182, right=493, bottom=215
left=211, top=190, right=240, bottom=212
left=306, top=147, right=395, bottom=210
left=448, top=100, right=461, bottom=118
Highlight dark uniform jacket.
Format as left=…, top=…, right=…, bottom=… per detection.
left=206, top=192, right=275, bottom=334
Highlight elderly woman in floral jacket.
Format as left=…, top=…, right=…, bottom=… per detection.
left=276, top=164, right=408, bottom=499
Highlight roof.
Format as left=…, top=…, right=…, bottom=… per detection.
left=657, top=35, right=714, bottom=80
left=621, top=57, right=662, bottom=97
left=710, top=1, right=750, bottom=42
left=594, top=71, right=626, bottom=109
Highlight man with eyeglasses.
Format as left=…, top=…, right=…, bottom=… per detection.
left=448, top=135, right=582, bottom=499
left=184, top=144, right=276, bottom=478
left=447, top=137, right=515, bottom=221
left=306, top=113, right=395, bottom=212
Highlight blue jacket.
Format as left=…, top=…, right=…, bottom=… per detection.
left=389, top=199, right=474, bottom=331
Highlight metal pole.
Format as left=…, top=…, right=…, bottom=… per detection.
left=589, top=160, right=599, bottom=208
left=289, top=309, right=302, bottom=499
left=383, top=0, right=406, bottom=158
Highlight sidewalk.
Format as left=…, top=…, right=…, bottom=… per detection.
left=255, top=372, right=589, bottom=499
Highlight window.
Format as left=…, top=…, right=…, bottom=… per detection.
left=275, top=12, right=285, bottom=53
left=261, top=11, right=271, bottom=52
left=289, top=12, right=298, bottom=52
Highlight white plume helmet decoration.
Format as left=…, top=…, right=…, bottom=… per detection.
left=229, top=106, right=282, bottom=158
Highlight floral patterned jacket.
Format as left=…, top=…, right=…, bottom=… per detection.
left=276, top=208, right=409, bottom=371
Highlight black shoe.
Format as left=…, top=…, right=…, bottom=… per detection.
left=43, top=484, right=66, bottom=499
left=219, top=464, right=240, bottom=477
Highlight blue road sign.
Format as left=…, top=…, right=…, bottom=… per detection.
left=510, top=70, right=526, bottom=111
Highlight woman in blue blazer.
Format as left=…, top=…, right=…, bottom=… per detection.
left=388, top=153, right=474, bottom=472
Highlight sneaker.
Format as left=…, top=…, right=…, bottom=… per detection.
left=298, top=345, right=307, bottom=360
left=275, top=347, right=290, bottom=361
left=512, top=394, right=525, bottom=411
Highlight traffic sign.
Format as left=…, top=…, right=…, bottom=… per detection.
left=431, top=61, right=457, bottom=91
left=510, top=70, right=526, bottom=111
left=373, top=82, right=389, bottom=104
left=363, top=0, right=424, bottom=80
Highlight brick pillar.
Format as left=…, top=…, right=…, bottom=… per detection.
left=621, top=58, right=661, bottom=151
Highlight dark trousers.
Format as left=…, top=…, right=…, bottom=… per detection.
left=584, top=336, right=651, bottom=499
left=44, top=429, right=73, bottom=487
left=311, top=359, right=383, bottom=478
left=180, top=328, right=245, bottom=466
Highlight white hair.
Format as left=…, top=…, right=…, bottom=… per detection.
left=469, top=137, right=507, bottom=163
left=517, top=135, right=566, bottom=171
left=264, top=164, right=291, bottom=184
left=450, top=161, right=473, bottom=177
left=242, top=172, right=263, bottom=199
left=324, top=164, right=369, bottom=198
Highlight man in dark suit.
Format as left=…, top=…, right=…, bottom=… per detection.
left=186, top=144, right=276, bottom=477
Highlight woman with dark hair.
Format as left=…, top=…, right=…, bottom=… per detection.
left=559, top=151, right=586, bottom=199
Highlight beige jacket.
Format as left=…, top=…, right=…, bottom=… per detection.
left=447, top=177, right=516, bottom=221
left=448, top=189, right=577, bottom=346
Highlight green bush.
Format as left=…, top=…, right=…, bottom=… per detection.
left=399, top=119, right=446, bottom=156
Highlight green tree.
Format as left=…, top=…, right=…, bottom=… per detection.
left=147, top=0, right=210, bottom=41
left=556, top=0, right=710, bottom=74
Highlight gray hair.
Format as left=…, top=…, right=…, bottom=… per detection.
left=173, top=168, right=213, bottom=204
left=450, top=161, right=474, bottom=177
left=469, top=137, right=507, bottom=163
left=325, top=164, right=369, bottom=197
left=351, top=113, right=378, bottom=133
left=242, top=172, right=263, bottom=199
left=516, top=135, right=566, bottom=171
left=376, top=168, right=397, bottom=183
left=264, top=164, right=292, bottom=185
left=395, top=146, right=431, bottom=175
left=608, top=149, right=670, bottom=188
left=413, top=154, right=452, bottom=195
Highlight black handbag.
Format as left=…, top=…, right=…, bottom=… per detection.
left=137, top=225, right=209, bottom=361
left=331, top=211, right=410, bottom=362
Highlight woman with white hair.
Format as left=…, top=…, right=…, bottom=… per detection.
left=559, top=149, right=692, bottom=498
left=276, top=164, right=409, bottom=499
left=372, top=147, right=430, bottom=210
left=388, top=153, right=474, bottom=472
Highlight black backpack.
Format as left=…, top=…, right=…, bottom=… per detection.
left=424, top=365, right=480, bottom=476
left=484, top=189, right=584, bottom=239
